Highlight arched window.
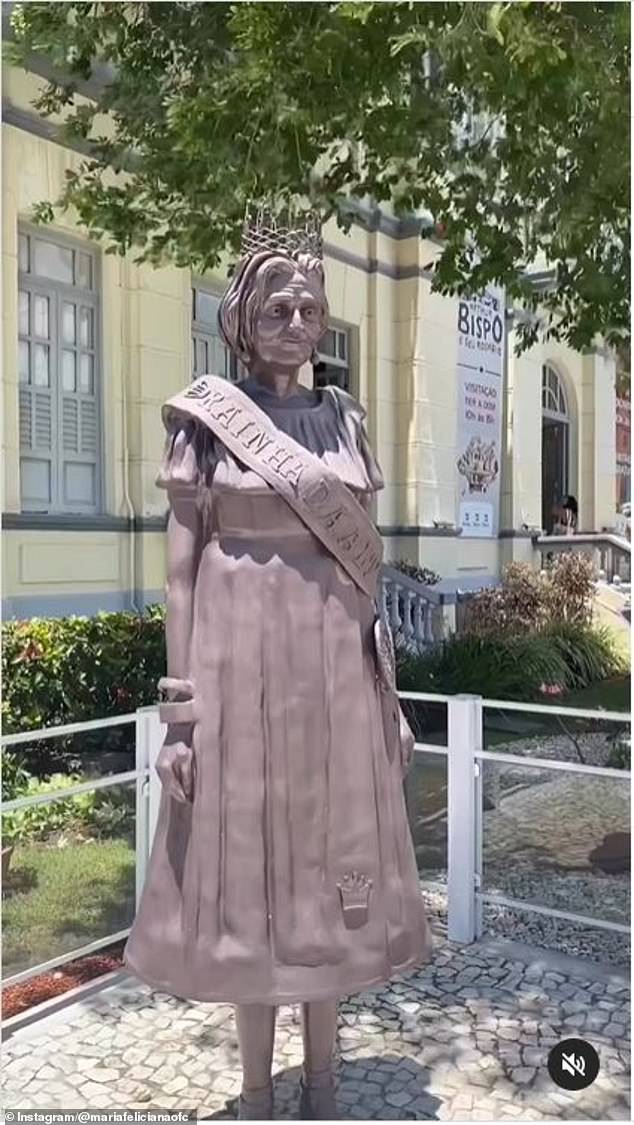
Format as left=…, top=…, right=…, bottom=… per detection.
left=542, top=364, right=568, bottom=420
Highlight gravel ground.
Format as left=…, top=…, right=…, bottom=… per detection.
left=419, top=876, right=630, bottom=972
left=414, top=730, right=631, bottom=972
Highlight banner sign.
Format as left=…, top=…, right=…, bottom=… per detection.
left=456, top=286, right=505, bottom=538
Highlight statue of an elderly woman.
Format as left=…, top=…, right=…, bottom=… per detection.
left=124, top=211, right=433, bottom=1120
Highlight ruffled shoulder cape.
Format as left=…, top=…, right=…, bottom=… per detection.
left=155, top=376, right=385, bottom=496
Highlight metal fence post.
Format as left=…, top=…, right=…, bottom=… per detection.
left=147, top=706, right=165, bottom=848
left=447, top=693, right=483, bottom=943
left=134, top=708, right=150, bottom=909
left=134, top=704, right=165, bottom=905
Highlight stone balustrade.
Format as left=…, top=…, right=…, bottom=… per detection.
left=535, top=532, right=631, bottom=586
left=378, top=566, right=459, bottom=649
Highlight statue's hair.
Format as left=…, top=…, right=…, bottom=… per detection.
left=218, top=250, right=329, bottom=363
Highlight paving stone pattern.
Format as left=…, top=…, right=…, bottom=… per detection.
left=3, top=917, right=630, bottom=1121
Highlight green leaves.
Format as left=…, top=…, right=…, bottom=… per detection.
left=7, top=0, right=629, bottom=353
left=486, top=2, right=508, bottom=45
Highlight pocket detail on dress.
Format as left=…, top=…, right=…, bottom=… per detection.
left=157, top=676, right=197, bottom=725
left=158, top=698, right=196, bottom=724
left=372, top=617, right=415, bottom=776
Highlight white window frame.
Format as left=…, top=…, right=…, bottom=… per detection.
left=314, top=321, right=356, bottom=394
left=17, top=225, right=102, bottom=515
left=541, top=362, right=569, bottom=421
left=191, top=281, right=245, bottom=383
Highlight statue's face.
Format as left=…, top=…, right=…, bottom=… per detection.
left=253, top=270, right=325, bottom=367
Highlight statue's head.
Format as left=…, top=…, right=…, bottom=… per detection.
left=218, top=247, right=329, bottom=371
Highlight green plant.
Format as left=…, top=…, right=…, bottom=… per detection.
left=4, top=776, right=135, bottom=849
left=607, top=732, right=631, bottom=770
left=397, top=631, right=574, bottom=702
left=2, top=750, right=32, bottom=802
left=8, top=2, right=629, bottom=354
left=3, top=774, right=98, bottom=846
left=397, top=616, right=627, bottom=704
left=2, top=606, right=166, bottom=776
left=3, top=606, right=166, bottom=730
left=90, top=789, right=136, bottom=842
left=546, top=622, right=627, bottom=688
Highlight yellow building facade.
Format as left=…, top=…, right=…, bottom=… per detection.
left=3, top=66, right=618, bottom=620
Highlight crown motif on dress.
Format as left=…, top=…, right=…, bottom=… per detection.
left=241, top=202, right=323, bottom=260
left=456, top=436, right=499, bottom=494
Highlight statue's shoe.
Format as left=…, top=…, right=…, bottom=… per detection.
left=237, top=1081, right=274, bottom=1120
left=298, top=1072, right=337, bottom=1120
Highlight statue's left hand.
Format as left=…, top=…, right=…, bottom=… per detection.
left=156, top=724, right=196, bottom=804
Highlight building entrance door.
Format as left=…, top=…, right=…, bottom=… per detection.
left=542, top=418, right=568, bottom=532
left=541, top=364, right=571, bottom=532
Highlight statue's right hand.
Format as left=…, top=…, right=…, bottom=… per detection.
left=156, top=726, right=196, bottom=804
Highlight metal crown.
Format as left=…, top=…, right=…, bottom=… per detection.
left=240, top=203, right=323, bottom=260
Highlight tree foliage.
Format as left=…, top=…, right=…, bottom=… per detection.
left=7, top=1, right=630, bottom=354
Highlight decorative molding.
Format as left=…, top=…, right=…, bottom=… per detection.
left=378, top=524, right=463, bottom=538
left=344, top=202, right=435, bottom=241
left=3, top=96, right=564, bottom=303
left=324, top=242, right=435, bottom=281
left=136, top=515, right=170, bottom=532
left=3, top=588, right=165, bottom=621
left=2, top=512, right=167, bottom=532
left=4, top=514, right=497, bottom=541
left=3, top=99, right=95, bottom=157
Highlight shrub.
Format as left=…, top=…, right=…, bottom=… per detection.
left=397, top=632, right=572, bottom=702
left=464, top=554, right=597, bottom=639
left=464, top=563, right=546, bottom=637
left=3, top=607, right=167, bottom=731
left=546, top=622, right=627, bottom=687
left=3, top=773, right=136, bottom=847
left=2, top=750, right=31, bottom=802
left=388, top=559, right=440, bottom=586
left=607, top=732, right=631, bottom=770
left=89, top=788, right=136, bottom=842
left=544, top=551, right=596, bottom=625
left=396, top=621, right=625, bottom=703
left=3, top=773, right=97, bottom=845
left=393, top=612, right=625, bottom=697
left=2, top=606, right=166, bottom=777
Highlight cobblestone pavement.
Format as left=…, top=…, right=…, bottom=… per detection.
left=3, top=924, right=630, bottom=1121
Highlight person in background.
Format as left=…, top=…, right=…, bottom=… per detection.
left=561, top=494, right=578, bottom=534
left=549, top=499, right=563, bottom=535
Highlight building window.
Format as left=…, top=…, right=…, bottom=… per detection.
left=314, top=325, right=351, bottom=391
left=191, top=285, right=245, bottom=382
left=18, top=229, right=100, bottom=513
left=541, top=363, right=568, bottom=419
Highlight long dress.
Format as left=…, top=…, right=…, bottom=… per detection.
left=123, top=375, right=433, bottom=1004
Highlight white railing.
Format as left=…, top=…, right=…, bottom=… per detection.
left=402, top=691, right=631, bottom=943
left=0, top=709, right=157, bottom=988
left=1, top=695, right=630, bottom=992
left=535, top=532, right=631, bottom=585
